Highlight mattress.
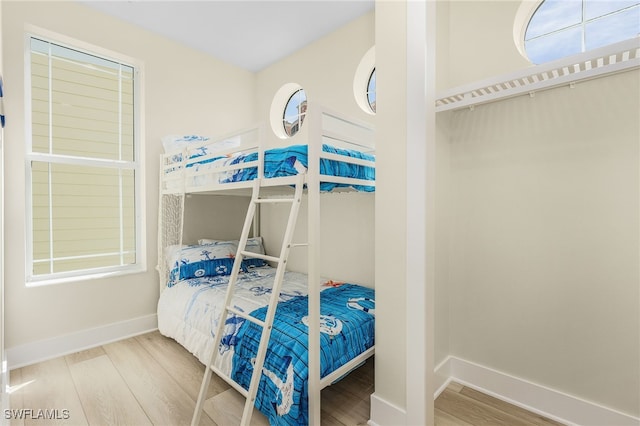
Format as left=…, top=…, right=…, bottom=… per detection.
left=165, top=144, right=375, bottom=192
left=157, top=265, right=375, bottom=425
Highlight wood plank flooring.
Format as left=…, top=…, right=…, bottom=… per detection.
left=8, top=331, right=562, bottom=425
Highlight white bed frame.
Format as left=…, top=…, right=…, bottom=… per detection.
left=157, top=103, right=375, bottom=425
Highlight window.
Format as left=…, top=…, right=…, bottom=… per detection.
left=26, top=35, right=142, bottom=284
left=353, top=46, right=375, bottom=115
left=366, top=68, right=376, bottom=113
left=283, top=88, right=307, bottom=137
left=524, top=0, right=640, bottom=64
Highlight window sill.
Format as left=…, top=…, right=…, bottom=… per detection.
left=26, top=265, right=147, bottom=287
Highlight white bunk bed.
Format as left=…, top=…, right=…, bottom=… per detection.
left=156, top=104, right=376, bottom=425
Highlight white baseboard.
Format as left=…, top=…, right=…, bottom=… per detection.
left=433, top=356, right=452, bottom=399
left=368, top=392, right=407, bottom=426
left=6, top=314, right=158, bottom=370
left=1, top=354, right=8, bottom=426
left=435, top=356, right=640, bottom=426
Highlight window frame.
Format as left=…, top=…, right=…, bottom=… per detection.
left=24, top=27, right=146, bottom=286
left=282, top=88, right=307, bottom=137
left=353, top=46, right=376, bottom=115
left=516, top=0, right=640, bottom=64
left=366, top=67, right=376, bottom=114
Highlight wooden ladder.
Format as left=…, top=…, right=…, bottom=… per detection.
left=191, top=174, right=305, bottom=425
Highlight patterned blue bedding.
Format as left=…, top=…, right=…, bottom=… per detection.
left=157, top=267, right=375, bottom=425
left=193, top=144, right=375, bottom=192
left=232, top=284, right=375, bottom=425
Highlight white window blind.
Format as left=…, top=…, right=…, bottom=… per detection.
left=27, top=36, right=140, bottom=283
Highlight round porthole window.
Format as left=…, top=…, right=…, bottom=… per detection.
left=283, top=88, right=307, bottom=137
left=354, top=46, right=376, bottom=115
left=366, top=68, right=376, bottom=113
left=270, top=83, right=308, bottom=139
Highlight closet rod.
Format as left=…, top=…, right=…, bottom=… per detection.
left=435, top=37, right=640, bottom=112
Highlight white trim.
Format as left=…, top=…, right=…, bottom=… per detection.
left=368, top=393, right=407, bottom=426
left=270, top=82, right=304, bottom=140
left=433, top=356, right=453, bottom=399
left=0, top=362, right=11, bottom=426
left=26, top=264, right=146, bottom=287
left=513, top=0, right=542, bottom=61
left=24, top=25, right=139, bottom=69
left=405, top=0, right=433, bottom=425
left=434, top=356, right=640, bottom=426
left=0, top=85, right=5, bottom=418
left=6, top=314, right=157, bottom=370
left=1, top=359, right=7, bottom=426
left=23, top=28, right=146, bottom=286
left=353, top=46, right=376, bottom=115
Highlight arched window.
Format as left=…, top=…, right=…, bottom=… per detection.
left=524, top=0, right=640, bottom=64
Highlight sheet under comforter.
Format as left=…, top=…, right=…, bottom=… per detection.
left=157, top=266, right=375, bottom=425
left=175, top=144, right=375, bottom=192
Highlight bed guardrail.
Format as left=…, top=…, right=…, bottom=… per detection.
left=160, top=104, right=376, bottom=195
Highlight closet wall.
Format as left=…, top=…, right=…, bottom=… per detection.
left=254, top=11, right=376, bottom=286
left=438, top=1, right=640, bottom=418
left=2, top=1, right=256, bottom=355
left=447, top=69, right=639, bottom=418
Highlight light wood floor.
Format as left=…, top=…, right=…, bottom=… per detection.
left=9, top=331, right=562, bottom=425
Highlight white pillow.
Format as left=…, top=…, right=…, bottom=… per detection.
left=198, top=237, right=266, bottom=268
left=162, top=135, right=210, bottom=153
left=162, top=135, right=241, bottom=155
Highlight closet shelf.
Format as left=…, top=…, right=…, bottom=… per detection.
left=435, top=37, right=640, bottom=112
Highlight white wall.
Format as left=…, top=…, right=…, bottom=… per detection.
left=255, top=11, right=375, bottom=147
left=434, top=0, right=453, bottom=377
left=259, top=193, right=374, bottom=286
left=446, top=0, right=530, bottom=88
left=447, top=70, right=639, bottom=418
left=181, top=195, right=251, bottom=245
left=2, top=1, right=255, bottom=352
left=437, top=0, right=640, bottom=419
left=434, top=113, right=452, bottom=371
left=254, top=11, right=376, bottom=286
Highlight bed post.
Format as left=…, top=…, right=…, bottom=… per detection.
left=157, top=157, right=185, bottom=293
left=306, top=103, right=322, bottom=425
left=253, top=123, right=266, bottom=238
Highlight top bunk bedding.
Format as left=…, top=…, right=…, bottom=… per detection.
left=164, top=143, right=375, bottom=192
left=160, top=106, right=375, bottom=195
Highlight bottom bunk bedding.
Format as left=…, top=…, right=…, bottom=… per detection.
left=157, top=265, right=375, bottom=425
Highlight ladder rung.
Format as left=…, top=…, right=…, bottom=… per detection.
left=227, top=306, right=266, bottom=328
left=210, top=364, right=249, bottom=398
left=241, top=251, right=281, bottom=263
left=192, top=173, right=306, bottom=426
left=254, top=197, right=295, bottom=204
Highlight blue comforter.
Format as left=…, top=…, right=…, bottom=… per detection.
left=213, top=144, right=375, bottom=192
left=230, top=284, right=375, bottom=425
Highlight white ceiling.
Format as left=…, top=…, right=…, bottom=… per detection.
left=81, top=1, right=374, bottom=72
